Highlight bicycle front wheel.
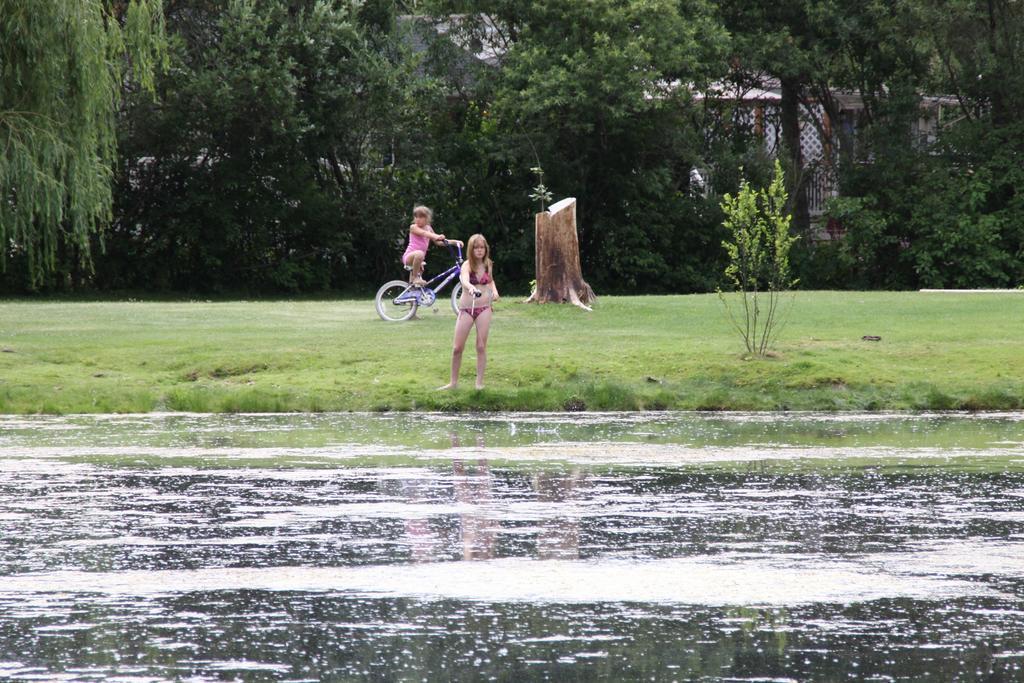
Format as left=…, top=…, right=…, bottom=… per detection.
left=450, top=283, right=462, bottom=315
left=375, top=280, right=418, bottom=322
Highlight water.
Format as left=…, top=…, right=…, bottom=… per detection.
left=1, top=412, right=1023, bottom=681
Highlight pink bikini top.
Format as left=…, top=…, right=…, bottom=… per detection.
left=469, top=271, right=491, bottom=285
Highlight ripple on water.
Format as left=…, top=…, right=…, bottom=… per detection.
left=0, top=553, right=1006, bottom=605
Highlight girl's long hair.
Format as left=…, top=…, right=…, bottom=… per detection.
left=466, top=233, right=492, bottom=275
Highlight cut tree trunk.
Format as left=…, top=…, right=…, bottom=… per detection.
left=526, top=197, right=596, bottom=311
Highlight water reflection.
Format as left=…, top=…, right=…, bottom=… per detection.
left=453, top=458, right=497, bottom=561
left=1, top=414, right=1024, bottom=681
left=532, top=468, right=585, bottom=560
left=447, top=431, right=497, bottom=563
left=392, top=431, right=588, bottom=564
left=392, top=431, right=590, bottom=564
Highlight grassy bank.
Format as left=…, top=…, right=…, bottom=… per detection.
left=1, top=292, right=1022, bottom=413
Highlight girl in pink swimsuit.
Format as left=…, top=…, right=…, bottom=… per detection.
left=403, top=206, right=452, bottom=286
left=439, top=233, right=499, bottom=391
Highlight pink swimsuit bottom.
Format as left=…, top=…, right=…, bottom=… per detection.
left=461, top=270, right=492, bottom=319
left=459, top=305, right=491, bottom=320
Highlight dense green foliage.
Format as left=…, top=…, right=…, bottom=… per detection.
left=818, top=122, right=1024, bottom=290
left=793, top=0, right=1024, bottom=289
left=2, top=0, right=1023, bottom=294
left=97, top=0, right=430, bottom=291
left=480, top=0, right=728, bottom=291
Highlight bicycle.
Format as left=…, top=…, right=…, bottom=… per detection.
left=375, top=240, right=466, bottom=322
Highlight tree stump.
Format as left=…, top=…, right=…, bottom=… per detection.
left=526, top=197, right=596, bottom=311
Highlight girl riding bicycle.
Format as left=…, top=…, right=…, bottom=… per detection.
left=403, top=206, right=461, bottom=286
left=439, top=233, right=499, bottom=391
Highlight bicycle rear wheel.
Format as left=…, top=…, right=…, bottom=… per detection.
left=375, top=280, right=418, bottom=322
left=450, top=283, right=462, bottom=315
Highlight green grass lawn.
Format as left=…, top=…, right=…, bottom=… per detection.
left=0, top=291, right=1021, bottom=413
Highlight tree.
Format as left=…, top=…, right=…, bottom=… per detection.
left=427, top=0, right=729, bottom=293
left=716, top=0, right=814, bottom=232
left=716, top=0, right=930, bottom=233
left=719, top=161, right=798, bottom=356
left=806, top=0, right=1024, bottom=290
left=106, top=0, right=425, bottom=292
left=914, top=0, right=1024, bottom=126
left=293, top=3, right=436, bottom=286
left=0, top=0, right=166, bottom=287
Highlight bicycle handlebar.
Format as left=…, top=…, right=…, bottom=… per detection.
left=442, top=239, right=464, bottom=260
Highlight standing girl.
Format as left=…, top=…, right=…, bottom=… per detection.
left=439, top=233, right=499, bottom=390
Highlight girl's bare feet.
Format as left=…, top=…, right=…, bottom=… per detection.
left=475, top=383, right=484, bottom=390
left=437, top=383, right=456, bottom=391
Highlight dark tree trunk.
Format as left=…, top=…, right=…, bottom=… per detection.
left=780, top=76, right=810, bottom=233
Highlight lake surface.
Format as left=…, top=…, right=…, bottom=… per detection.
left=1, top=412, right=1023, bottom=681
